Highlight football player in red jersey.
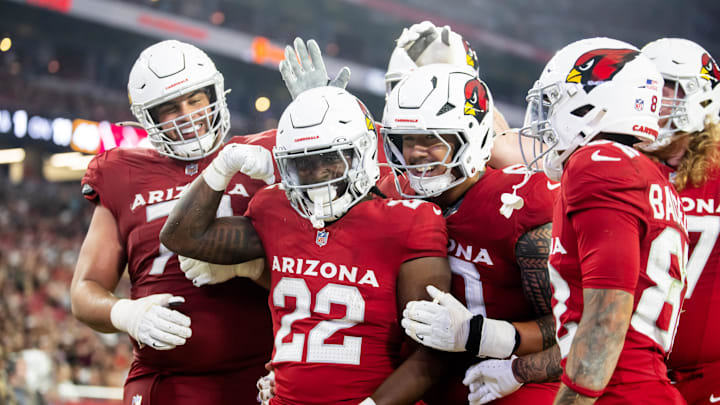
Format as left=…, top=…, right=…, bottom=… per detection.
left=641, top=38, right=720, bottom=405
left=380, top=64, right=560, bottom=405
left=160, top=86, right=453, bottom=405
left=70, top=40, right=279, bottom=405
left=513, top=38, right=687, bottom=404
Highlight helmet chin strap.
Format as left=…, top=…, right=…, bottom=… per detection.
left=407, top=167, right=456, bottom=197
left=171, top=129, right=217, bottom=159
left=306, top=186, right=353, bottom=229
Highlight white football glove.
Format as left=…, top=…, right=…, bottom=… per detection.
left=179, top=256, right=265, bottom=287
left=395, top=21, right=476, bottom=70
left=256, top=370, right=275, bottom=405
left=402, top=285, right=473, bottom=352
left=463, top=356, right=522, bottom=405
left=110, top=294, right=191, bottom=350
left=402, top=285, right=518, bottom=358
left=279, top=37, right=351, bottom=100
left=202, top=144, right=275, bottom=191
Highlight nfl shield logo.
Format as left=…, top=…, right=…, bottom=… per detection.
left=634, top=98, right=644, bottom=111
left=185, top=163, right=199, bottom=176
left=316, top=230, right=329, bottom=247
left=131, top=395, right=143, bottom=405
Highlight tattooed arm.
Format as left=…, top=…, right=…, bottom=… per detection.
left=160, top=174, right=264, bottom=264
left=512, top=344, right=562, bottom=383
left=554, top=288, right=633, bottom=405
left=511, top=223, right=556, bottom=356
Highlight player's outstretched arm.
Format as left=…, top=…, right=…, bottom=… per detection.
left=368, top=256, right=453, bottom=405
left=160, top=146, right=266, bottom=264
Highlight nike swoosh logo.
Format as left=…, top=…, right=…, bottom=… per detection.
left=547, top=181, right=561, bottom=190
left=710, top=394, right=720, bottom=403
left=591, top=150, right=621, bottom=162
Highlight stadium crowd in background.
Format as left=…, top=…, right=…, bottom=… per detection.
left=0, top=177, right=132, bottom=404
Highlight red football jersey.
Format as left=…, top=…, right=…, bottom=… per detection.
left=550, top=141, right=688, bottom=388
left=428, top=165, right=558, bottom=405
left=664, top=165, right=720, bottom=370
left=446, top=164, right=557, bottom=320
left=245, top=188, right=447, bottom=405
left=81, top=132, right=277, bottom=379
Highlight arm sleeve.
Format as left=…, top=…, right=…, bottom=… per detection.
left=571, top=207, right=641, bottom=293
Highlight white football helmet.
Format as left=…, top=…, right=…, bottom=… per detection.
left=641, top=38, right=720, bottom=149
left=382, top=64, right=494, bottom=198
left=519, top=37, right=663, bottom=181
left=128, top=40, right=230, bottom=160
left=274, top=87, right=380, bottom=228
left=385, top=22, right=479, bottom=97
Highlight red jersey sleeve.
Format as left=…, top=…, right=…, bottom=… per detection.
left=81, top=154, right=103, bottom=203
left=396, top=199, right=448, bottom=262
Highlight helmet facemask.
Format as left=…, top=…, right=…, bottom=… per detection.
left=141, top=85, right=229, bottom=160
left=382, top=128, right=469, bottom=198
left=277, top=145, right=367, bottom=228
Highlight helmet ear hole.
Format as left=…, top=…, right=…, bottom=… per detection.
left=571, top=104, right=594, bottom=117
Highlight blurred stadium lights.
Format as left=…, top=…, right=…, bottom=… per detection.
left=10, top=0, right=389, bottom=96
left=0, top=148, right=26, bottom=164
left=47, top=151, right=94, bottom=169
left=255, top=96, right=271, bottom=112
left=0, top=37, right=11, bottom=52
left=43, top=151, right=94, bottom=181
left=48, top=59, right=60, bottom=74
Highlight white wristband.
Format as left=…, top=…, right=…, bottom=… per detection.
left=202, top=160, right=233, bottom=192
left=110, top=298, right=133, bottom=333
left=358, top=398, right=376, bottom=405
left=478, top=318, right=517, bottom=359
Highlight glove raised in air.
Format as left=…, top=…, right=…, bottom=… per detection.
left=395, top=21, right=477, bottom=70
left=279, top=37, right=350, bottom=100
left=203, top=143, right=275, bottom=191
left=464, top=356, right=522, bottom=405
left=110, top=294, right=191, bottom=350
left=180, top=256, right=265, bottom=287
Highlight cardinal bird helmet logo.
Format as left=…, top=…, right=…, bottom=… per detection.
left=463, top=40, right=479, bottom=71
left=566, top=48, right=639, bottom=92
left=463, top=79, right=490, bottom=125
left=701, top=53, right=720, bottom=87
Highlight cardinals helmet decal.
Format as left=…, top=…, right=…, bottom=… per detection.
left=567, top=48, right=640, bottom=92
left=463, top=40, right=479, bottom=70
left=356, top=99, right=376, bottom=131
left=701, top=53, right=720, bottom=87
left=463, top=79, right=490, bottom=125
